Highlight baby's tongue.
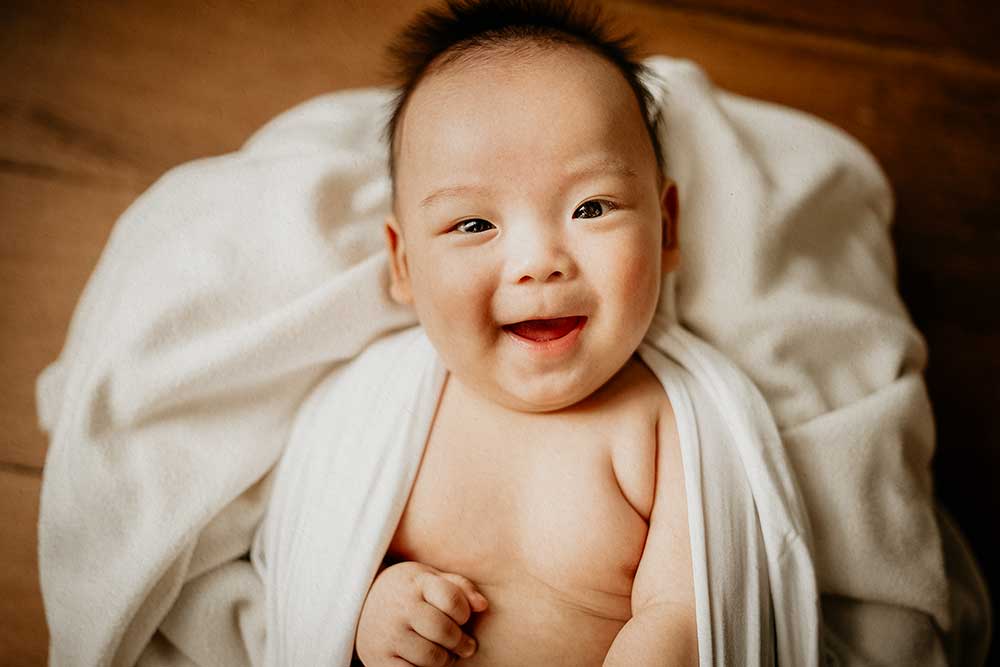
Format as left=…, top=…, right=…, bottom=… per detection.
left=507, top=316, right=579, bottom=342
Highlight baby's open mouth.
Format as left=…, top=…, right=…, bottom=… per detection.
left=502, top=316, right=586, bottom=342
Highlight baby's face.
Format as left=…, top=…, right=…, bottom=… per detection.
left=386, top=45, right=678, bottom=413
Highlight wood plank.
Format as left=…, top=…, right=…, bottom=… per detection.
left=627, top=0, right=1000, bottom=65
left=0, top=468, right=47, bottom=665
left=1, top=0, right=432, bottom=185
left=0, top=173, right=138, bottom=470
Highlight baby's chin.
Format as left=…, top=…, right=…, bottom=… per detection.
left=475, top=371, right=611, bottom=414
left=492, top=390, right=589, bottom=414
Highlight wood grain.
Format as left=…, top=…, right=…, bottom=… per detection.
left=1, top=0, right=997, bottom=662
left=1, top=175, right=137, bottom=470
left=1, top=0, right=428, bottom=185
left=0, top=468, right=46, bottom=666
left=630, top=0, right=1000, bottom=64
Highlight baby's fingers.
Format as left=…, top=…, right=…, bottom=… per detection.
left=412, top=604, right=477, bottom=659
left=420, top=572, right=475, bottom=625
left=397, top=631, right=456, bottom=667
left=438, top=572, right=489, bottom=613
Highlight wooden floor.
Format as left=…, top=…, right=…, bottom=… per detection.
left=2, top=1, right=997, bottom=663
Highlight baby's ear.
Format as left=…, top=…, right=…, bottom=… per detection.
left=660, top=179, right=681, bottom=273
left=384, top=215, right=414, bottom=305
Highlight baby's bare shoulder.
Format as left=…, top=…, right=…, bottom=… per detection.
left=590, top=354, right=669, bottom=414
left=620, top=354, right=678, bottom=443
left=599, top=355, right=677, bottom=521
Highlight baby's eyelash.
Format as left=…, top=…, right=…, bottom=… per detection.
left=573, top=199, right=618, bottom=219
left=453, top=218, right=496, bottom=234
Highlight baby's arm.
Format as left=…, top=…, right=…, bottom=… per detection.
left=355, top=561, right=488, bottom=667
left=603, top=405, right=697, bottom=666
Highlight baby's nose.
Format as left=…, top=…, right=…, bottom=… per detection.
left=517, top=266, right=564, bottom=284
left=507, top=227, right=574, bottom=284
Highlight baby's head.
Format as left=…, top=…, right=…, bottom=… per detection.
left=382, top=0, right=679, bottom=413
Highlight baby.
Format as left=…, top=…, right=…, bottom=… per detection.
left=354, top=0, right=694, bottom=664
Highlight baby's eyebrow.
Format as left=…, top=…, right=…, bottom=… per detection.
left=564, top=155, right=639, bottom=182
left=419, top=183, right=493, bottom=210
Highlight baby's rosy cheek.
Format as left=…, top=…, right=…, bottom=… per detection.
left=618, top=251, right=658, bottom=295
left=430, top=267, right=488, bottom=316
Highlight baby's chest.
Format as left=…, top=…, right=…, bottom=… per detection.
left=388, top=386, right=657, bottom=599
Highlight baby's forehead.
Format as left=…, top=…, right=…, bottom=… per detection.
left=395, top=45, right=655, bottom=182
left=408, top=43, right=634, bottom=115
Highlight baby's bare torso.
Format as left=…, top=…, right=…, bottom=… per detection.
left=388, top=355, right=675, bottom=665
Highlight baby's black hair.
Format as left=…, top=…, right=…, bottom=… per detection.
left=382, top=0, right=666, bottom=194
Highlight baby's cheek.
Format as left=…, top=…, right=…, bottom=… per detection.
left=425, top=261, right=492, bottom=328
left=618, top=249, right=661, bottom=307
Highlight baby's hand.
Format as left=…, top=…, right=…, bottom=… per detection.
left=356, top=561, right=489, bottom=666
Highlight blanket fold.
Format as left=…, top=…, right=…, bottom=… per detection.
left=36, top=56, right=988, bottom=666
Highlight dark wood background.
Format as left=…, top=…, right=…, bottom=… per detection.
left=2, top=1, right=997, bottom=663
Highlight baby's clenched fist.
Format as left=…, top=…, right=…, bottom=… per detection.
left=356, top=561, right=489, bottom=666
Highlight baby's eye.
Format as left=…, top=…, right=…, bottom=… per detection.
left=454, top=218, right=495, bottom=234
left=572, top=199, right=617, bottom=219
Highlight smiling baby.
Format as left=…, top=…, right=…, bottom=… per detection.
left=353, top=1, right=695, bottom=665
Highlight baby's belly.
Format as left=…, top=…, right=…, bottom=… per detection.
left=388, top=434, right=650, bottom=664
left=459, top=576, right=630, bottom=666
left=386, top=538, right=639, bottom=666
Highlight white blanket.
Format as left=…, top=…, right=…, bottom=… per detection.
left=36, top=56, right=989, bottom=666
